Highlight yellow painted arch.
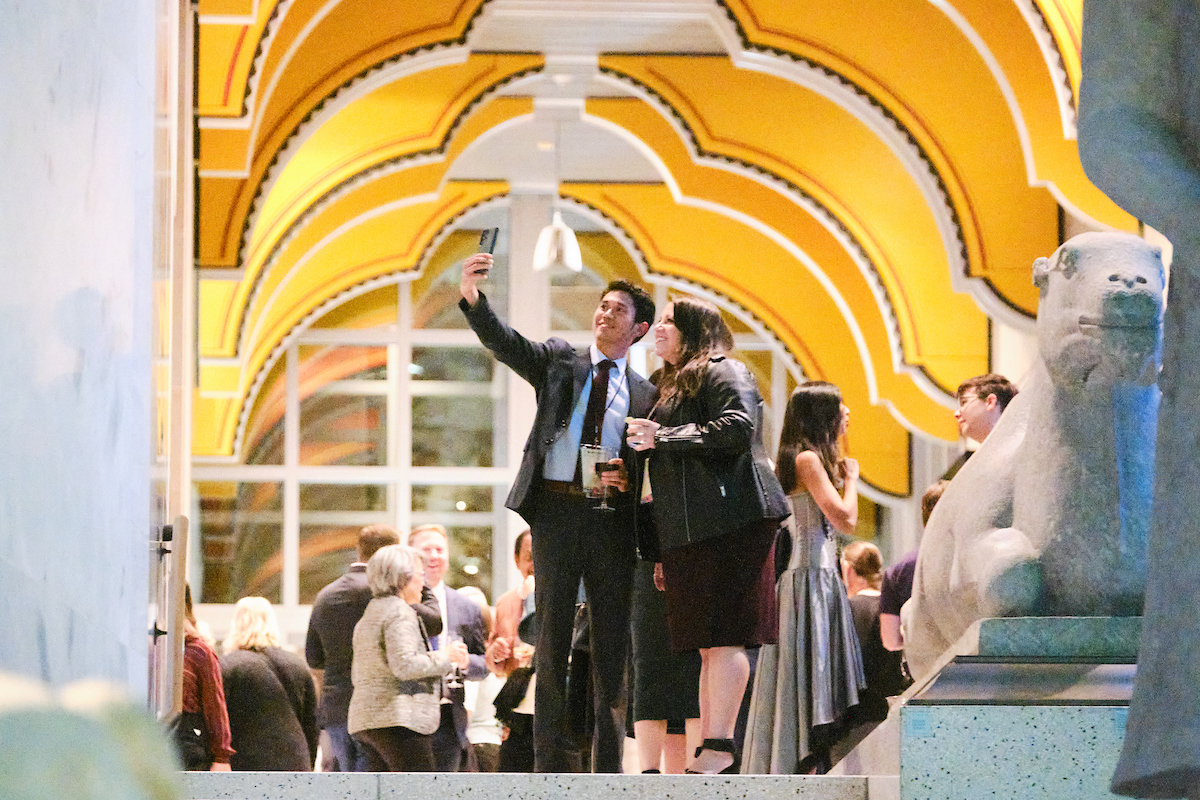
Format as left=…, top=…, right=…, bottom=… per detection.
left=593, top=61, right=990, bottom=397
left=720, top=0, right=1131, bottom=316
left=196, top=2, right=504, bottom=266
left=193, top=180, right=508, bottom=457
left=564, top=181, right=911, bottom=496
left=205, top=89, right=537, bottom=357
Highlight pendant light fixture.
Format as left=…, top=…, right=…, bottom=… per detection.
left=532, top=121, right=583, bottom=272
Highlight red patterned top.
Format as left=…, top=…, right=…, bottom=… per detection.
left=182, top=631, right=234, bottom=764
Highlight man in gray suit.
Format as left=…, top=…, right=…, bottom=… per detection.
left=459, top=252, right=656, bottom=772
left=409, top=524, right=489, bottom=771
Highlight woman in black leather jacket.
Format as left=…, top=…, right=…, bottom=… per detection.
left=626, top=296, right=788, bottom=774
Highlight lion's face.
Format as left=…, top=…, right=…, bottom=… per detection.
left=1034, top=233, right=1165, bottom=391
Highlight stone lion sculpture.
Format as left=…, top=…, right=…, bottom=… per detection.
left=904, top=232, right=1165, bottom=680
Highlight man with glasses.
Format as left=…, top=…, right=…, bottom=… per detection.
left=879, top=373, right=1017, bottom=653
left=952, top=373, right=1019, bottom=452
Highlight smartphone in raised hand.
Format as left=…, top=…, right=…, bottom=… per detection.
left=479, top=227, right=499, bottom=255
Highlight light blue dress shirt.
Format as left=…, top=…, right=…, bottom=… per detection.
left=541, top=346, right=630, bottom=481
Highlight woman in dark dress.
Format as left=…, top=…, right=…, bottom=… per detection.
left=626, top=296, right=789, bottom=774
left=220, top=596, right=319, bottom=771
left=629, top=556, right=701, bottom=772
left=830, top=540, right=907, bottom=763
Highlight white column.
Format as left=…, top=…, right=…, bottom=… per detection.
left=0, top=0, right=156, bottom=696
left=283, top=346, right=301, bottom=605
left=499, top=194, right=553, bottom=594
left=992, top=319, right=1039, bottom=389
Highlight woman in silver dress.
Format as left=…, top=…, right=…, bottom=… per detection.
left=743, top=380, right=865, bottom=774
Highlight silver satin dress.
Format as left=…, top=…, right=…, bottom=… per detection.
left=742, top=490, right=865, bottom=773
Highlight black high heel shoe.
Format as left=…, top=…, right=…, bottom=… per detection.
left=684, top=738, right=741, bottom=774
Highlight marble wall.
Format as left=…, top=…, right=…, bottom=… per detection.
left=0, top=0, right=156, bottom=697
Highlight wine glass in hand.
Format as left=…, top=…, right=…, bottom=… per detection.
left=446, top=624, right=472, bottom=687
left=445, top=631, right=468, bottom=688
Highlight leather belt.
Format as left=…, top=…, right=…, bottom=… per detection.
left=542, top=479, right=585, bottom=497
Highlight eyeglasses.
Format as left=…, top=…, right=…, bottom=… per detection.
left=957, top=395, right=981, bottom=410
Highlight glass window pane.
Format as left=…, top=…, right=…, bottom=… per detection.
left=299, top=344, right=389, bottom=381
left=299, top=524, right=361, bottom=604
left=300, top=393, right=388, bottom=466
left=244, top=358, right=285, bottom=465
left=443, top=525, right=493, bottom=600
left=412, top=485, right=494, bottom=513
left=195, top=481, right=283, bottom=603
left=411, top=347, right=493, bottom=382
left=299, top=484, right=389, bottom=512
left=412, top=396, right=493, bottom=467
left=414, top=229, right=510, bottom=329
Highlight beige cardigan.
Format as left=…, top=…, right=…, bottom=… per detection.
left=347, top=595, right=452, bottom=736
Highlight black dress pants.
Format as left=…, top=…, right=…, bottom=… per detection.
left=355, top=726, right=435, bottom=772
left=530, top=489, right=635, bottom=773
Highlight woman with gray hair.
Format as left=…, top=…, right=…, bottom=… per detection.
left=348, top=544, right=469, bottom=771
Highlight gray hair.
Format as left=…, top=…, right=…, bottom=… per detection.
left=366, top=544, right=423, bottom=598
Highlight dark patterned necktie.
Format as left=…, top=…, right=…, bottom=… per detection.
left=582, top=360, right=617, bottom=446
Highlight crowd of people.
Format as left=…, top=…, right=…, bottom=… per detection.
left=172, top=252, right=1019, bottom=776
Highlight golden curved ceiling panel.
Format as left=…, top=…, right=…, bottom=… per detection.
left=192, top=0, right=1125, bottom=500
left=596, top=58, right=988, bottom=399
left=197, top=0, right=280, bottom=117
left=247, top=0, right=485, bottom=145
left=196, top=0, right=495, bottom=267
left=584, top=97, right=978, bottom=436
left=248, top=60, right=541, bottom=263
left=1032, top=0, right=1082, bottom=95
left=213, top=88, right=536, bottom=356
left=720, top=0, right=1128, bottom=319
left=919, top=0, right=1128, bottom=230
left=563, top=181, right=910, bottom=496
left=194, top=179, right=506, bottom=457
left=200, top=60, right=538, bottom=352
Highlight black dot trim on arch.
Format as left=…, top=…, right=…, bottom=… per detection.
left=1024, top=0, right=1077, bottom=113
left=596, top=68, right=885, bottom=351
left=711, top=0, right=970, bottom=270
left=233, top=0, right=499, bottom=271
left=235, top=0, right=286, bottom=118
left=596, top=63, right=968, bottom=397
left=232, top=190, right=511, bottom=460
left=228, top=59, right=544, bottom=357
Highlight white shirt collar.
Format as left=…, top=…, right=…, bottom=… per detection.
left=589, top=344, right=626, bottom=372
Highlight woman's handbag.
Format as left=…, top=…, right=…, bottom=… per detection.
left=169, top=710, right=211, bottom=770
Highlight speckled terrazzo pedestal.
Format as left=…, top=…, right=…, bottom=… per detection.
left=182, top=771, right=872, bottom=800
left=899, top=617, right=1138, bottom=800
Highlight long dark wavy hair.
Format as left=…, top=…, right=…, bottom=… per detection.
left=776, top=381, right=846, bottom=494
left=652, top=296, right=734, bottom=411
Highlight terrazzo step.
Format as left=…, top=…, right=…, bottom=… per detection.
left=182, top=771, right=880, bottom=800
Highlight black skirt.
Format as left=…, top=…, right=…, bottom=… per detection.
left=660, top=519, right=779, bottom=651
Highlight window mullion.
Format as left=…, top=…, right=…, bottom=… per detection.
left=282, top=344, right=300, bottom=606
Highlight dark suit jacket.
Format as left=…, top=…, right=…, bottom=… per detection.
left=459, top=293, right=657, bottom=523
left=441, top=585, right=489, bottom=748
